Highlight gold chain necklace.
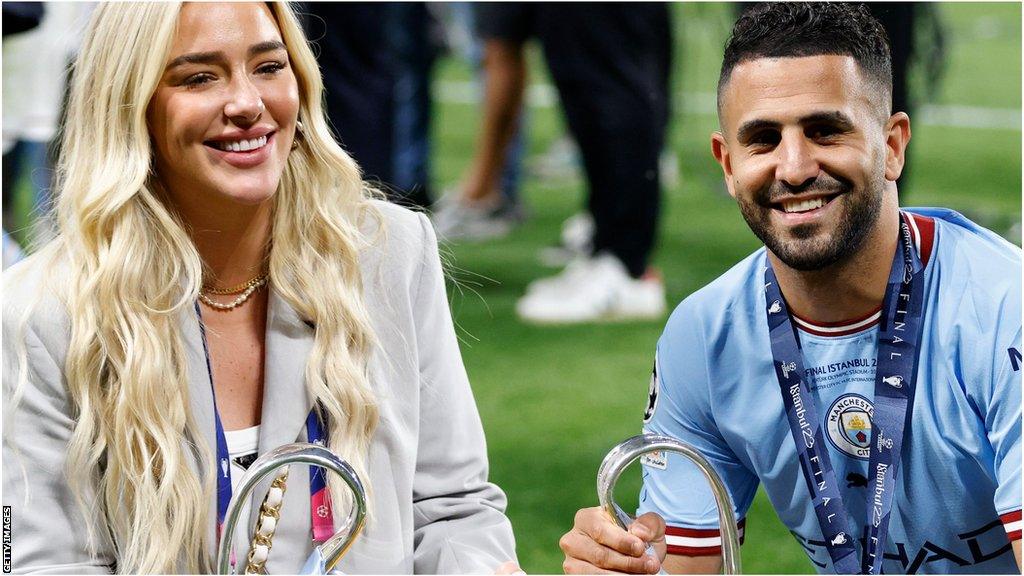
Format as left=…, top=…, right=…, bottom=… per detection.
left=199, top=274, right=268, bottom=311
left=203, top=272, right=269, bottom=295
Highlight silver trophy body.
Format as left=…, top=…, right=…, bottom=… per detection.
left=597, top=433, right=742, bottom=574
left=216, top=443, right=366, bottom=575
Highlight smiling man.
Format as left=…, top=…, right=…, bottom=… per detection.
left=559, top=3, right=1021, bottom=574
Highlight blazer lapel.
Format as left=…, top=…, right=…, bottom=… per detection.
left=180, top=302, right=220, bottom=558
left=249, top=287, right=316, bottom=537
left=258, top=286, right=314, bottom=455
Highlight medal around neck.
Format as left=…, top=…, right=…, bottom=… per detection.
left=216, top=443, right=366, bottom=575
left=598, top=434, right=742, bottom=574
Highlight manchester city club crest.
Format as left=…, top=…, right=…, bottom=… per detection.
left=825, top=394, right=874, bottom=459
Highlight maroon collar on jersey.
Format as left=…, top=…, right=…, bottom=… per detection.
left=793, top=211, right=935, bottom=338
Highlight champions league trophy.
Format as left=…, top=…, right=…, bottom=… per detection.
left=217, top=443, right=366, bottom=575
left=597, top=434, right=742, bottom=574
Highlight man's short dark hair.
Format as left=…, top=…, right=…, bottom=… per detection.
left=718, top=3, right=893, bottom=114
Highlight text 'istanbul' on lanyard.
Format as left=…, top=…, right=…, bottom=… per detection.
left=764, top=213, right=927, bottom=574
left=193, top=303, right=337, bottom=553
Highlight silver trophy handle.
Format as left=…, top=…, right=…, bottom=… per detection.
left=597, top=434, right=741, bottom=574
left=216, top=443, right=367, bottom=574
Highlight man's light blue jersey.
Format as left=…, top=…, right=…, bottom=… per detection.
left=639, top=209, right=1022, bottom=574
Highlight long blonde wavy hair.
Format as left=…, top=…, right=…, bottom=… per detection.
left=22, top=2, right=381, bottom=572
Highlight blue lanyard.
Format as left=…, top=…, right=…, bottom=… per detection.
left=764, top=213, right=926, bottom=574
left=194, top=303, right=334, bottom=548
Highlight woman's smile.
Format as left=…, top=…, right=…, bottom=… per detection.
left=205, top=129, right=276, bottom=168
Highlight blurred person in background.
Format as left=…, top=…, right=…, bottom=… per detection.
left=478, top=4, right=672, bottom=325
left=2, top=2, right=91, bottom=265
left=299, top=4, right=396, bottom=194
left=3, top=3, right=519, bottom=572
left=865, top=3, right=946, bottom=191
left=431, top=3, right=532, bottom=241
left=389, top=3, right=445, bottom=210
left=0, top=1, right=42, bottom=270
left=299, top=3, right=442, bottom=210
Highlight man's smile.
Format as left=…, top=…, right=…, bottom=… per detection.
left=775, top=193, right=840, bottom=214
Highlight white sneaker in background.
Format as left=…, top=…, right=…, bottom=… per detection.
left=525, top=255, right=595, bottom=295
left=516, top=253, right=667, bottom=324
left=430, top=191, right=519, bottom=242
left=538, top=211, right=594, bottom=267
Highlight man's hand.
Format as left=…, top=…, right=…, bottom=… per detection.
left=559, top=507, right=666, bottom=574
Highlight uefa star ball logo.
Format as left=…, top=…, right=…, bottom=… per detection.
left=643, top=359, right=660, bottom=424
left=825, top=393, right=874, bottom=460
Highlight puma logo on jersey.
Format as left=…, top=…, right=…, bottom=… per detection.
left=847, top=472, right=868, bottom=488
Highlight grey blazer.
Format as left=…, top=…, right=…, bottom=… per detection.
left=2, top=201, right=517, bottom=574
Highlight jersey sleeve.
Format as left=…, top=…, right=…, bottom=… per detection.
left=990, top=323, right=1021, bottom=542
left=962, top=240, right=1022, bottom=542
left=931, top=211, right=1022, bottom=542
left=637, top=305, right=758, bottom=557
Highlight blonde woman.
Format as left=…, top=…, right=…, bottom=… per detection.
left=2, top=2, right=518, bottom=573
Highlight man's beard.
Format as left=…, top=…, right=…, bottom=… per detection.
left=736, top=171, right=885, bottom=271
